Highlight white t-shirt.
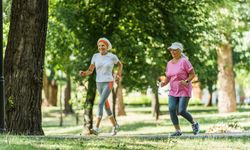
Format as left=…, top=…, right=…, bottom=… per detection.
left=91, top=52, right=119, bottom=82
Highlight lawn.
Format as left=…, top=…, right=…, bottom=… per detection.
left=1, top=105, right=250, bottom=149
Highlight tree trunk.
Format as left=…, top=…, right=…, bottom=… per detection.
left=83, top=74, right=96, bottom=134
left=42, top=72, right=50, bottom=106
left=43, top=72, right=49, bottom=100
left=217, top=44, right=236, bottom=113
left=150, top=86, right=156, bottom=117
left=112, top=87, right=117, bottom=120
left=42, top=73, right=57, bottom=106
left=152, top=86, right=160, bottom=120
left=206, top=83, right=213, bottom=107
left=239, top=84, right=245, bottom=106
left=64, top=76, right=73, bottom=114
left=4, top=0, right=48, bottom=135
left=48, top=80, right=58, bottom=106
left=116, top=81, right=126, bottom=116
left=192, top=76, right=202, bottom=100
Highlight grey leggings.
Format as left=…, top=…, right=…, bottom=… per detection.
left=168, top=96, right=194, bottom=125
left=96, top=82, right=113, bottom=118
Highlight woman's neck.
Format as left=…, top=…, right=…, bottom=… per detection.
left=100, top=52, right=108, bottom=55
left=173, top=55, right=182, bottom=61
left=172, top=56, right=182, bottom=64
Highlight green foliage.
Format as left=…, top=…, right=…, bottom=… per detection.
left=46, top=0, right=80, bottom=82
left=6, top=96, right=14, bottom=110
left=195, top=0, right=250, bottom=90
left=45, top=0, right=250, bottom=99
left=124, top=95, right=151, bottom=105
left=3, top=0, right=11, bottom=52
left=52, top=0, right=216, bottom=93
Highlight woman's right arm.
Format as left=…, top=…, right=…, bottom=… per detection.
left=79, top=64, right=95, bottom=77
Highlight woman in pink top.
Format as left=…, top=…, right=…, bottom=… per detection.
left=161, top=42, right=200, bottom=136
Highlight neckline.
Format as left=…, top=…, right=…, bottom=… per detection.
left=100, top=52, right=109, bottom=56
left=171, top=57, right=182, bottom=64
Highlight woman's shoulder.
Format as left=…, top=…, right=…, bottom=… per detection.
left=107, top=52, right=118, bottom=57
left=180, top=57, right=190, bottom=63
left=180, top=57, right=193, bottom=67
left=108, top=52, right=116, bottom=55
left=93, top=53, right=100, bottom=56
left=167, top=59, right=173, bottom=64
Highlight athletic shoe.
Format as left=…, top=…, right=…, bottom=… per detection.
left=111, top=124, right=120, bottom=136
left=170, top=131, right=182, bottom=136
left=192, top=122, right=200, bottom=135
left=91, top=127, right=99, bottom=135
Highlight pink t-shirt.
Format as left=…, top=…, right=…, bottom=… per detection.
left=166, top=57, right=193, bottom=97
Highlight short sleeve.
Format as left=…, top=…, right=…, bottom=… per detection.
left=112, top=54, right=119, bottom=64
left=91, top=54, right=96, bottom=65
left=165, top=63, right=168, bottom=77
left=183, top=59, right=193, bottom=73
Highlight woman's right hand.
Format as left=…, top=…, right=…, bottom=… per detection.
left=160, top=81, right=167, bottom=87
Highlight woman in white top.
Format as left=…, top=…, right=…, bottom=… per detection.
left=80, top=37, right=123, bottom=136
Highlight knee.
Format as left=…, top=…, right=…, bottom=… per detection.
left=98, top=102, right=104, bottom=108
left=169, top=107, right=176, bottom=114
left=178, top=110, right=186, bottom=115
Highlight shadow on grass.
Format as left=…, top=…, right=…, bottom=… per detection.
left=159, top=108, right=218, bottom=116
left=130, top=107, right=219, bottom=115
left=0, top=143, right=47, bottom=150
left=128, top=105, right=250, bottom=115
left=243, top=127, right=250, bottom=131
left=121, top=122, right=159, bottom=131
left=42, top=124, right=78, bottom=128
left=121, top=121, right=172, bottom=131
left=238, top=107, right=250, bottom=112
left=89, top=140, right=159, bottom=150
left=197, top=114, right=250, bottom=125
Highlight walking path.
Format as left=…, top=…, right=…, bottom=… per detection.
left=42, top=132, right=250, bottom=139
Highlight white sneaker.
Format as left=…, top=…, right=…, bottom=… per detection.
left=111, top=124, right=119, bottom=136
left=91, top=127, right=99, bottom=135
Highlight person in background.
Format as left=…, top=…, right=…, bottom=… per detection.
left=80, top=37, right=123, bottom=136
left=161, top=42, right=200, bottom=136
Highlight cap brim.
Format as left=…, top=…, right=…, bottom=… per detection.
left=168, top=45, right=179, bottom=50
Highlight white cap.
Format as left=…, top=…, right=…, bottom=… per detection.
left=97, top=37, right=112, bottom=50
left=168, top=42, right=183, bottom=52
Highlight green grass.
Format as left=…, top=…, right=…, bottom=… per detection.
left=1, top=105, right=250, bottom=149
left=42, top=105, right=250, bottom=135
left=1, top=135, right=250, bottom=150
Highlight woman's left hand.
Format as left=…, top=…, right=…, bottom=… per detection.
left=115, top=74, right=121, bottom=81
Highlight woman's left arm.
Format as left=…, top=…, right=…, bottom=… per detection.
left=180, top=69, right=196, bottom=85
left=186, top=69, right=195, bottom=83
left=116, top=61, right=123, bottom=81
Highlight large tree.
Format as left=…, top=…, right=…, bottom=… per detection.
left=206, top=0, right=250, bottom=112
left=4, top=0, right=48, bottom=135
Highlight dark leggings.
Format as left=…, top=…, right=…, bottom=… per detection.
left=168, top=96, right=193, bottom=125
